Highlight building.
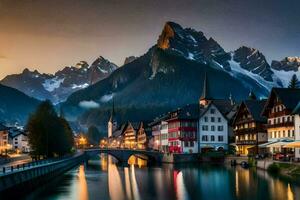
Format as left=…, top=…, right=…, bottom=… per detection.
left=149, top=117, right=169, bottom=152
left=8, top=127, right=30, bottom=153
left=198, top=72, right=235, bottom=152
left=0, top=124, right=10, bottom=155
left=166, top=104, right=199, bottom=153
left=233, top=100, right=268, bottom=156
left=108, top=99, right=118, bottom=138
left=199, top=101, right=231, bottom=152
left=136, top=122, right=152, bottom=150
left=160, top=121, right=168, bottom=152
left=292, top=103, right=300, bottom=159
left=261, top=88, right=300, bottom=157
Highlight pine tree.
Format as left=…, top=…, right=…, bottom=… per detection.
left=249, top=91, right=257, bottom=100
left=288, top=74, right=299, bottom=89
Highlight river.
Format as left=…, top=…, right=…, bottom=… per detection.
left=23, top=155, right=299, bottom=200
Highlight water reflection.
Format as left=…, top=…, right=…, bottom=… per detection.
left=23, top=155, right=300, bottom=200
left=77, top=165, right=89, bottom=200
left=107, top=156, right=125, bottom=200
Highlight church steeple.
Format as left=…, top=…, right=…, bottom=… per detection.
left=108, top=97, right=117, bottom=137
left=109, top=97, right=115, bottom=122
left=199, top=72, right=213, bottom=106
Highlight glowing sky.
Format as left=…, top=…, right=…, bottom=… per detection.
left=0, top=0, right=299, bottom=79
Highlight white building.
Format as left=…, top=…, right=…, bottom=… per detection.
left=160, top=121, right=168, bottom=152
left=8, top=128, right=30, bottom=153
left=198, top=102, right=229, bottom=152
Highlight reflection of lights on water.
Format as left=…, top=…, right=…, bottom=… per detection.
left=128, top=155, right=147, bottom=168
left=78, top=165, right=89, bottom=200
left=174, top=171, right=189, bottom=200
left=108, top=156, right=125, bottom=200
left=124, top=167, right=132, bottom=200
left=130, top=165, right=141, bottom=200
left=287, top=183, right=294, bottom=200
left=235, top=170, right=239, bottom=197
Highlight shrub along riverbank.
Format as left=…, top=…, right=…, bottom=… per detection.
left=267, top=162, right=300, bottom=182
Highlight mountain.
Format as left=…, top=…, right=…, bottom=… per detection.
left=61, top=22, right=274, bottom=130
left=232, top=46, right=274, bottom=82
left=271, top=57, right=300, bottom=87
left=124, top=56, right=137, bottom=65
left=1, top=56, right=118, bottom=104
left=0, top=84, right=40, bottom=124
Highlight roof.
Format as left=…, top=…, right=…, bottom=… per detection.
left=262, top=88, right=300, bottom=116
left=167, top=104, right=200, bottom=121
left=211, top=99, right=235, bottom=116
left=0, top=124, right=9, bottom=131
left=292, top=101, right=300, bottom=114
left=244, top=99, right=267, bottom=122
left=8, top=127, right=27, bottom=138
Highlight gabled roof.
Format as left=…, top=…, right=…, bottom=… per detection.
left=262, top=88, right=300, bottom=116
left=244, top=99, right=267, bottom=122
left=168, top=104, right=200, bottom=121
left=8, top=127, right=27, bottom=138
left=211, top=99, right=235, bottom=116
left=0, top=124, right=9, bottom=131
left=233, top=99, right=267, bottom=125
left=199, top=101, right=228, bottom=120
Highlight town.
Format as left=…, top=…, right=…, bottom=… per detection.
left=90, top=73, right=300, bottom=163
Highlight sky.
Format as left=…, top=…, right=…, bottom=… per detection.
left=0, top=0, right=300, bottom=79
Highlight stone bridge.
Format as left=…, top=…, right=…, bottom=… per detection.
left=84, top=148, right=164, bottom=165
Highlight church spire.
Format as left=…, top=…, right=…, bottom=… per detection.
left=109, top=97, right=115, bottom=122
left=199, top=72, right=213, bottom=106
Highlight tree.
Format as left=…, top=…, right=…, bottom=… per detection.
left=288, top=74, right=299, bottom=89
left=27, top=100, right=74, bottom=158
left=87, top=126, right=105, bottom=145
left=249, top=91, right=257, bottom=100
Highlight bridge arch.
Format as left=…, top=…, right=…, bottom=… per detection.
left=84, top=149, right=163, bottom=165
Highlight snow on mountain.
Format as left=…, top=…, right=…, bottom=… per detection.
left=42, top=77, right=64, bottom=92
left=1, top=56, right=118, bottom=103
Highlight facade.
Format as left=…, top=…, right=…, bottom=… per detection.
left=160, top=121, right=168, bottom=152
left=8, top=127, right=30, bottom=153
left=166, top=104, right=199, bottom=153
left=0, top=124, right=10, bottom=155
left=199, top=102, right=229, bottom=152
left=150, top=122, right=161, bottom=150
left=136, top=122, right=152, bottom=150
left=261, top=88, right=300, bottom=157
left=233, top=100, right=268, bottom=156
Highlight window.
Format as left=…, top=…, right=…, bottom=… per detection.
left=211, top=117, right=215, bottom=122
left=210, top=109, right=215, bottom=114
left=218, top=126, right=224, bottom=131
left=190, top=141, right=194, bottom=147
left=184, top=141, right=189, bottom=147
left=202, top=135, right=208, bottom=141
left=218, top=136, right=224, bottom=142
left=288, top=130, right=290, bottom=137
left=202, top=125, right=208, bottom=131
left=211, top=126, right=215, bottom=131
left=218, top=117, right=221, bottom=122
left=204, top=117, right=208, bottom=122
left=211, top=135, right=215, bottom=141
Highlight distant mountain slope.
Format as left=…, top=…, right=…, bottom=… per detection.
left=0, top=84, right=40, bottom=124
left=1, top=56, right=118, bottom=104
left=62, top=45, right=269, bottom=129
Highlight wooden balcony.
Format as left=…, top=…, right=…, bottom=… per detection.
left=234, top=127, right=262, bottom=135
left=267, top=121, right=294, bottom=128
left=236, top=140, right=257, bottom=145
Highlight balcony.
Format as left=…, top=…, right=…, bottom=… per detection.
left=236, top=140, right=257, bottom=145
left=267, top=121, right=294, bottom=128
left=234, top=127, right=261, bottom=135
